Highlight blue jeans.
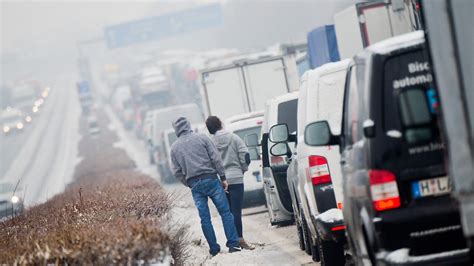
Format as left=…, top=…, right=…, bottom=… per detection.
left=226, top=183, right=244, bottom=238
left=188, top=177, right=240, bottom=253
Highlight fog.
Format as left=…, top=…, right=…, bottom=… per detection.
left=1, top=0, right=354, bottom=82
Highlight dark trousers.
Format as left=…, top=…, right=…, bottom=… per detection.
left=226, top=183, right=244, bottom=238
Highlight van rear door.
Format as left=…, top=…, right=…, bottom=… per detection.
left=379, top=49, right=446, bottom=205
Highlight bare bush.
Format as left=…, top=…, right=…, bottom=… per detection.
left=0, top=110, right=189, bottom=265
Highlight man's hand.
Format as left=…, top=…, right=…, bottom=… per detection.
left=221, top=180, right=229, bottom=192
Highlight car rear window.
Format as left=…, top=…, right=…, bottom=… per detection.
left=277, top=99, right=298, bottom=133
left=234, top=126, right=261, bottom=141
left=167, top=132, right=177, bottom=145
left=383, top=50, right=442, bottom=151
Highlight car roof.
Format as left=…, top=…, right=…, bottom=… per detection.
left=225, top=111, right=264, bottom=124
left=301, top=59, right=351, bottom=84
left=364, top=30, right=425, bottom=56
left=266, top=91, right=299, bottom=106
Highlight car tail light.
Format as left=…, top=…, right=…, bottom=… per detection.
left=308, top=156, right=332, bottom=185
left=331, top=225, right=346, bottom=231
left=369, top=170, right=401, bottom=211
left=270, top=156, right=285, bottom=165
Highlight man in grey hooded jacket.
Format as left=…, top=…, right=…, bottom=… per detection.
left=206, top=116, right=255, bottom=250
left=170, top=117, right=241, bottom=256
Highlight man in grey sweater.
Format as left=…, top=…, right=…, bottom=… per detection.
left=170, top=117, right=241, bottom=256
left=206, top=116, right=255, bottom=250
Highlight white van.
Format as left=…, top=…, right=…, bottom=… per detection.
left=225, top=111, right=265, bottom=207
left=269, top=60, right=350, bottom=263
left=248, top=92, right=299, bottom=225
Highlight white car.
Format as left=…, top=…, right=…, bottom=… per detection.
left=87, top=116, right=101, bottom=136
left=0, top=181, right=24, bottom=219
left=273, top=60, right=350, bottom=263
left=225, top=111, right=265, bottom=207
left=2, top=108, right=25, bottom=135
left=247, top=92, right=299, bottom=225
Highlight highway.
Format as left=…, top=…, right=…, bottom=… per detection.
left=0, top=76, right=81, bottom=206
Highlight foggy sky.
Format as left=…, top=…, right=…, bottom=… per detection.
left=1, top=0, right=355, bottom=82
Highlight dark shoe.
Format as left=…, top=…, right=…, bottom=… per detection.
left=210, top=247, right=221, bottom=256
left=228, top=246, right=242, bottom=253
left=240, top=238, right=256, bottom=250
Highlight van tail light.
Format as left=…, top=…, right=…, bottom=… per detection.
left=308, top=156, right=332, bottom=185
left=369, top=170, right=401, bottom=211
left=271, top=156, right=285, bottom=165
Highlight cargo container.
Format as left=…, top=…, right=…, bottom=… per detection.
left=334, top=0, right=420, bottom=59
left=306, top=25, right=340, bottom=69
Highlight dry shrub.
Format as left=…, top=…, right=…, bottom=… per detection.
left=0, top=109, right=189, bottom=264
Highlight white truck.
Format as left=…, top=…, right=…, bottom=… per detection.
left=200, top=55, right=299, bottom=120
left=334, top=0, right=421, bottom=59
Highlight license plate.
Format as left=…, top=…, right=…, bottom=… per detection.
left=412, top=176, right=451, bottom=199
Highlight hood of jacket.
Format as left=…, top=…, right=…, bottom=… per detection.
left=173, top=117, right=192, bottom=137
left=212, top=129, right=233, bottom=149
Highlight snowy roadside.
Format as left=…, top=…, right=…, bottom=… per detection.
left=105, top=106, right=317, bottom=265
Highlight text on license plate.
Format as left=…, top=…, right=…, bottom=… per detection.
left=412, top=176, right=451, bottom=199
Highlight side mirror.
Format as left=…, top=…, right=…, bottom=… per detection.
left=269, top=123, right=289, bottom=143
left=248, top=147, right=260, bottom=160
left=305, top=121, right=338, bottom=146
left=270, top=143, right=289, bottom=156
left=363, top=119, right=375, bottom=138
left=245, top=133, right=259, bottom=147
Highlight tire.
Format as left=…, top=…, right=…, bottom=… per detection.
left=296, top=219, right=305, bottom=251
left=311, top=242, right=320, bottom=262
left=363, top=227, right=377, bottom=265
left=318, top=235, right=345, bottom=266
left=301, top=214, right=312, bottom=255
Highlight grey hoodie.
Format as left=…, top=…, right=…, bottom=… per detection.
left=211, top=129, right=249, bottom=185
left=170, top=117, right=226, bottom=186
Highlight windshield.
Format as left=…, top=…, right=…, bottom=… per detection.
left=277, top=99, right=298, bottom=133
left=167, top=131, right=178, bottom=145
left=234, top=126, right=261, bottom=141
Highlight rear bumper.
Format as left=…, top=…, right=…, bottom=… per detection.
left=377, top=248, right=471, bottom=266
left=314, top=210, right=346, bottom=243
left=375, top=196, right=466, bottom=255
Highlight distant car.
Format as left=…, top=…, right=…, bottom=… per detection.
left=0, top=181, right=24, bottom=219
left=225, top=111, right=265, bottom=207
left=87, top=116, right=101, bottom=136
left=2, top=108, right=25, bottom=135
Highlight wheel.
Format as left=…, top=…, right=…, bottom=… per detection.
left=301, top=214, right=312, bottom=255
left=317, top=234, right=345, bottom=266
left=296, top=219, right=305, bottom=251
left=311, top=242, right=320, bottom=262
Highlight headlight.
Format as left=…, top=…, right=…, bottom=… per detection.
left=17, top=122, right=24, bottom=129
left=25, top=116, right=32, bottom=123
left=11, top=195, right=19, bottom=204
left=3, top=126, right=10, bottom=133
left=32, top=106, right=39, bottom=113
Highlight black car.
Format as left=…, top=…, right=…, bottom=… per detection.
left=306, top=31, right=471, bottom=265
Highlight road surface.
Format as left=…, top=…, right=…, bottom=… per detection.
left=0, top=76, right=81, bottom=207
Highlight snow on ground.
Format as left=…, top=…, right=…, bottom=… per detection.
left=106, top=106, right=317, bottom=265
left=381, top=248, right=470, bottom=264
